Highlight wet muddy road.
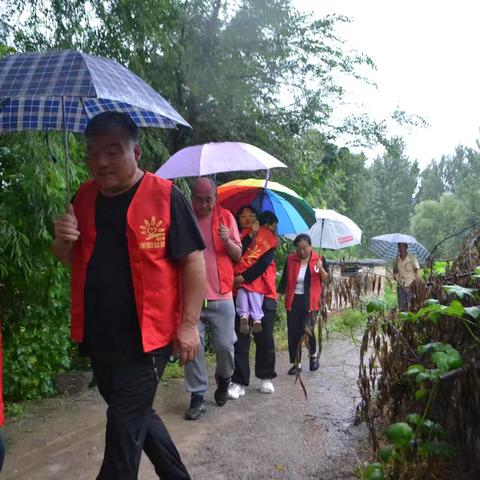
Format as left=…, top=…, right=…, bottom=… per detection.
left=3, top=335, right=368, bottom=479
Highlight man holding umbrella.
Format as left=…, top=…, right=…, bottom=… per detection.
left=52, top=112, right=206, bottom=480
left=393, top=242, right=420, bottom=311
left=184, top=177, right=242, bottom=420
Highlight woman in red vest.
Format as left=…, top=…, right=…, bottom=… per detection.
left=278, top=234, right=329, bottom=375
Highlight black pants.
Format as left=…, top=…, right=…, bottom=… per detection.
left=232, top=297, right=277, bottom=386
left=92, top=349, right=190, bottom=480
left=287, top=294, right=316, bottom=364
left=0, top=433, right=4, bottom=472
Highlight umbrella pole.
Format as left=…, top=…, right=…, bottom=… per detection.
left=263, top=168, right=270, bottom=188
left=259, top=168, right=270, bottom=213
left=61, top=96, right=71, bottom=206
left=213, top=173, right=221, bottom=226
left=320, top=219, right=325, bottom=248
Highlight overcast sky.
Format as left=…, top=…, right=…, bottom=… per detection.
left=293, top=0, right=480, bottom=168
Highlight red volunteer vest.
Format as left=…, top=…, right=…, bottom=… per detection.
left=237, top=227, right=277, bottom=299
left=285, top=251, right=323, bottom=312
left=211, top=205, right=236, bottom=294
left=71, top=172, right=181, bottom=352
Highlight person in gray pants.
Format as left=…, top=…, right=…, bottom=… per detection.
left=184, top=178, right=242, bottom=420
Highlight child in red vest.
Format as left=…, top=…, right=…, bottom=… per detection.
left=237, top=205, right=258, bottom=245
left=235, top=211, right=278, bottom=335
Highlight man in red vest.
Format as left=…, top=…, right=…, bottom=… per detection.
left=52, top=112, right=206, bottom=480
left=184, top=178, right=242, bottom=421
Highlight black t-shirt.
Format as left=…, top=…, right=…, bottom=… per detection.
left=81, top=176, right=205, bottom=360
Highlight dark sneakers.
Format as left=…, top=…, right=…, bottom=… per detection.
left=185, top=394, right=207, bottom=421
left=214, top=377, right=230, bottom=406
left=309, top=356, right=320, bottom=372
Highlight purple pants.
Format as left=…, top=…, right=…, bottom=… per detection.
left=236, top=288, right=265, bottom=321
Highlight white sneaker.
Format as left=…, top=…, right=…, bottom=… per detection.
left=259, top=379, right=274, bottom=394
left=228, top=382, right=246, bottom=399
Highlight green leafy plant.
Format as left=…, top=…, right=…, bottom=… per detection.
left=362, top=463, right=385, bottom=480
left=366, top=298, right=386, bottom=314
left=326, top=308, right=367, bottom=338
left=443, top=284, right=478, bottom=300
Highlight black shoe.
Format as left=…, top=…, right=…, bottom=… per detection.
left=288, top=365, right=302, bottom=375
left=309, top=356, right=320, bottom=372
left=185, top=394, right=207, bottom=420
left=214, top=377, right=230, bottom=406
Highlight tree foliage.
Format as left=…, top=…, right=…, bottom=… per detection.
left=412, top=144, right=480, bottom=258
left=355, top=138, right=419, bottom=246
left=0, top=132, right=88, bottom=400
left=0, top=0, right=382, bottom=401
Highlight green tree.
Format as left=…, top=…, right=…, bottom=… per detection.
left=0, top=1, right=384, bottom=401
left=4, top=0, right=379, bottom=157
left=272, top=129, right=368, bottom=213
left=412, top=142, right=480, bottom=258
left=416, top=144, right=480, bottom=203
left=415, top=157, right=447, bottom=203
left=0, top=131, right=88, bottom=400
left=362, top=137, right=419, bottom=240
left=410, top=193, right=471, bottom=258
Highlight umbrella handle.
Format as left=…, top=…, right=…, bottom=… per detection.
left=62, top=96, right=71, bottom=207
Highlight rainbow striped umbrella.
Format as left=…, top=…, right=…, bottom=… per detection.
left=217, top=178, right=316, bottom=235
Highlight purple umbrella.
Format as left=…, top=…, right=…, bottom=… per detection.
left=155, top=142, right=286, bottom=178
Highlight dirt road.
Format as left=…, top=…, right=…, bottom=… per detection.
left=3, top=335, right=368, bottom=479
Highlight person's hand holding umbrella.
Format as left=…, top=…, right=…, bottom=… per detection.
left=52, top=205, right=80, bottom=265
left=314, top=257, right=329, bottom=282
left=218, top=223, right=231, bottom=242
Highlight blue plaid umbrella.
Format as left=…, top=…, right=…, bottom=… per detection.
left=0, top=50, right=190, bottom=132
left=369, top=233, right=430, bottom=264
left=0, top=49, right=190, bottom=199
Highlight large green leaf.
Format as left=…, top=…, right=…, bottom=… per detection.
left=465, top=306, right=480, bottom=319
left=405, top=364, right=425, bottom=376
left=384, top=422, right=414, bottom=448
left=444, top=285, right=478, bottom=300
left=366, top=298, right=386, bottom=313
left=406, top=413, right=422, bottom=427
left=379, top=444, right=395, bottom=462
left=418, top=442, right=456, bottom=458
left=444, top=300, right=465, bottom=317
left=363, top=463, right=385, bottom=480
left=418, top=342, right=446, bottom=354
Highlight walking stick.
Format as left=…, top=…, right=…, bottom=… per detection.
left=316, top=309, right=323, bottom=360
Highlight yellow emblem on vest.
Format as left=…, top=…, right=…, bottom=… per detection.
left=243, top=245, right=261, bottom=266
left=139, top=216, right=166, bottom=249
